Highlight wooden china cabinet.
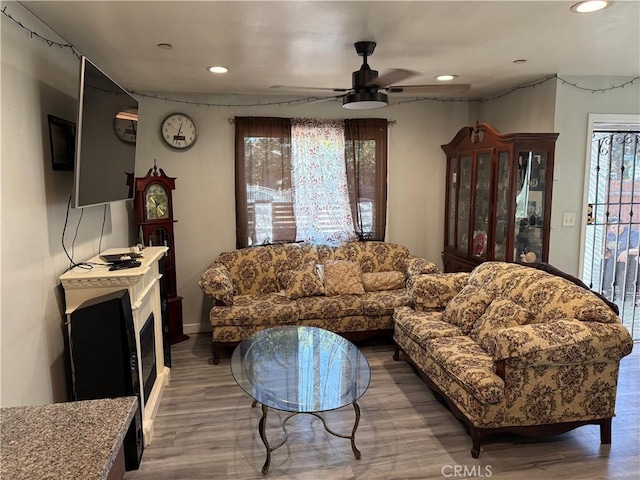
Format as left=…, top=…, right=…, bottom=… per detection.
left=441, top=123, right=559, bottom=272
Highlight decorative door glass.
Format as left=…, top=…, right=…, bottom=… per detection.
left=458, top=155, right=472, bottom=253
left=514, top=151, right=547, bottom=262
left=494, top=151, right=510, bottom=261
left=472, top=153, right=491, bottom=259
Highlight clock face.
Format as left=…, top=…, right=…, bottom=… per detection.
left=161, top=113, right=197, bottom=150
left=145, top=184, right=169, bottom=220
left=113, top=107, right=138, bottom=144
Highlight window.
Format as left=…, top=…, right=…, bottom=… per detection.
left=235, top=117, right=387, bottom=247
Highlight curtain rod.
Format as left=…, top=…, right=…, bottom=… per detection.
left=228, top=117, right=396, bottom=126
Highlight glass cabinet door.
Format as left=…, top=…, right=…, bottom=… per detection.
left=447, top=158, right=458, bottom=249
left=514, top=151, right=548, bottom=262
left=494, top=151, right=510, bottom=261
left=472, top=153, right=491, bottom=259
left=458, top=155, right=472, bottom=254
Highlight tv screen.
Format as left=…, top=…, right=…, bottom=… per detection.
left=72, top=56, right=138, bottom=208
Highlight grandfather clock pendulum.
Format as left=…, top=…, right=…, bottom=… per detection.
left=132, top=162, right=189, bottom=344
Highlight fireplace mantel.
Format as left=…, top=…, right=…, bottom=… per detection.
left=60, top=246, right=170, bottom=446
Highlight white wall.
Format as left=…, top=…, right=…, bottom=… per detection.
left=478, top=77, right=557, bottom=133
left=135, top=95, right=468, bottom=332
left=1, top=2, right=131, bottom=407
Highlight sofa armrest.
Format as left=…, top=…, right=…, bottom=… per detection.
left=198, top=263, right=234, bottom=306
left=404, top=256, right=440, bottom=277
left=408, top=272, right=470, bottom=311
left=482, top=319, right=633, bottom=365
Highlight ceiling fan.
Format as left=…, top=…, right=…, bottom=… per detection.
left=272, top=41, right=470, bottom=109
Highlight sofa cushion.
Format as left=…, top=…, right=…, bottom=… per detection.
left=334, top=241, right=410, bottom=273
left=469, top=297, right=531, bottom=348
left=324, top=260, right=365, bottom=296
left=361, top=290, right=410, bottom=316
left=409, top=272, right=470, bottom=311
left=425, top=336, right=504, bottom=404
left=216, top=245, right=289, bottom=295
left=362, top=271, right=405, bottom=291
left=296, top=294, right=363, bottom=320
left=469, top=262, right=620, bottom=324
left=442, top=284, right=492, bottom=333
left=278, top=262, right=325, bottom=299
left=198, top=263, right=235, bottom=305
left=393, top=307, right=465, bottom=346
left=209, top=293, right=299, bottom=327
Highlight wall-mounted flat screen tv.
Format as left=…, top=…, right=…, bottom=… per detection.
left=72, top=56, right=138, bottom=208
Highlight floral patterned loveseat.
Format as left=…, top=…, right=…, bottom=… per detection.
left=393, top=261, right=633, bottom=457
left=199, top=241, right=438, bottom=363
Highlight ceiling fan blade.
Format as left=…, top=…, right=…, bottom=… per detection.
left=387, top=84, right=471, bottom=95
left=367, top=69, right=418, bottom=88
left=270, top=85, right=350, bottom=93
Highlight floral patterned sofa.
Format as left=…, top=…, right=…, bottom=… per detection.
left=199, top=241, right=438, bottom=363
left=393, top=261, right=633, bottom=457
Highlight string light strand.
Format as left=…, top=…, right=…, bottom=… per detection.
left=1, top=6, right=81, bottom=58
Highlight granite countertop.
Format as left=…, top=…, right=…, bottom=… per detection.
left=1, top=396, right=137, bottom=480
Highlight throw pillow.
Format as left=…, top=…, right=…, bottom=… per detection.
left=470, top=297, right=531, bottom=348
left=442, top=284, right=492, bottom=333
left=324, top=260, right=365, bottom=296
left=278, top=262, right=325, bottom=299
left=362, top=271, right=405, bottom=291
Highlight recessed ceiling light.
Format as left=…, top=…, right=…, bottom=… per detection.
left=207, top=66, right=229, bottom=74
left=157, top=43, right=173, bottom=49
left=436, top=75, right=457, bottom=81
left=513, top=59, right=527, bottom=64
left=570, top=1, right=610, bottom=13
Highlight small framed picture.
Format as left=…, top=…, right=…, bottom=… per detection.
left=47, top=114, right=76, bottom=171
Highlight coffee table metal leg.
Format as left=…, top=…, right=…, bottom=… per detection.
left=351, top=402, right=361, bottom=459
left=258, top=404, right=271, bottom=475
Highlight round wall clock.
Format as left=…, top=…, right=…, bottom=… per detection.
left=160, top=112, right=198, bottom=150
left=113, top=107, right=138, bottom=144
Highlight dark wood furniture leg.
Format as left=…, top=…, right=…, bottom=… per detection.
left=600, top=417, right=612, bottom=444
left=212, top=342, right=220, bottom=365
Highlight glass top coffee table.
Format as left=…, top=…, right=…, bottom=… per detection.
left=231, top=326, right=371, bottom=475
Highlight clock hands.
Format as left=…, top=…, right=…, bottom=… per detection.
left=173, top=122, right=185, bottom=144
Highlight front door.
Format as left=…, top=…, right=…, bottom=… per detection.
left=581, top=114, right=640, bottom=339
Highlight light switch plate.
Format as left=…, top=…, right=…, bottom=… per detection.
left=563, top=212, right=576, bottom=227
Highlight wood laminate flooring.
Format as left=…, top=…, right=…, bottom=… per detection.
left=126, top=334, right=639, bottom=480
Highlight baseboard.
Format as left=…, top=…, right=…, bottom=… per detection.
left=183, top=323, right=211, bottom=335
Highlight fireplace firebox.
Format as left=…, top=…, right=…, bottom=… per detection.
left=140, top=314, right=157, bottom=404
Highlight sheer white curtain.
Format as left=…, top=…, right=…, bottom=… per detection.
left=291, top=119, right=357, bottom=245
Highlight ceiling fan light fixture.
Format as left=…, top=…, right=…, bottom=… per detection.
left=343, top=91, right=388, bottom=109
left=436, top=75, right=457, bottom=81
left=207, top=66, right=229, bottom=74
left=570, top=0, right=610, bottom=13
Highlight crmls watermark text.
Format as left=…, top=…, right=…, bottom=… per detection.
left=441, top=465, right=493, bottom=478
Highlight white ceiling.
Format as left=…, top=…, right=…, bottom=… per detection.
left=20, top=1, right=640, bottom=100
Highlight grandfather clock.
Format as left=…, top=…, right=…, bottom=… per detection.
left=132, top=163, right=189, bottom=344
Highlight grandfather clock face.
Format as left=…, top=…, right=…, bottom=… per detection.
left=145, top=184, right=169, bottom=220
